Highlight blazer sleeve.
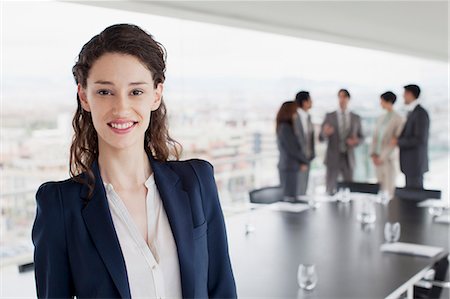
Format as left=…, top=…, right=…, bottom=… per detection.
left=278, top=123, right=309, bottom=164
left=353, top=115, right=364, bottom=146
left=370, top=117, right=381, bottom=156
left=31, top=182, right=75, bottom=298
left=379, top=114, right=405, bottom=162
left=319, top=113, right=331, bottom=142
left=398, top=108, right=429, bottom=149
left=189, top=160, right=238, bottom=299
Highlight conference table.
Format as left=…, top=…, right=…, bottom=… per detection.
left=225, top=196, right=449, bottom=298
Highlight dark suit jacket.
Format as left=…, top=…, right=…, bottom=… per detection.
left=398, top=104, right=429, bottom=176
left=276, top=122, right=310, bottom=170
left=31, top=152, right=237, bottom=298
left=319, top=111, right=364, bottom=170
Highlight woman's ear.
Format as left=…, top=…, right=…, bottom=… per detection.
left=151, top=82, right=164, bottom=111
left=77, top=84, right=91, bottom=112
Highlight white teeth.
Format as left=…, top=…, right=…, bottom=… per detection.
left=110, top=122, right=134, bottom=129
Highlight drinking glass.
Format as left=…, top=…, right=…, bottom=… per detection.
left=428, top=206, right=444, bottom=217
left=357, top=198, right=376, bottom=224
left=341, top=187, right=351, bottom=203
left=384, top=222, right=401, bottom=243
left=336, top=187, right=351, bottom=203
left=377, top=190, right=391, bottom=205
left=335, top=187, right=343, bottom=202
left=297, top=264, right=318, bottom=291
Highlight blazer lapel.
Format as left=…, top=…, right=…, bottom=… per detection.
left=81, top=159, right=131, bottom=299
left=80, top=152, right=195, bottom=299
left=148, top=154, right=195, bottom=298
left=293, top=114, right=306, bottom=144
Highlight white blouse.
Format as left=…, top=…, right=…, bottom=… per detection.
left=103, top=172, right=182, bottom=299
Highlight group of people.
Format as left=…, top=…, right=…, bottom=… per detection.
left=276, top=84, right=430, bottom=200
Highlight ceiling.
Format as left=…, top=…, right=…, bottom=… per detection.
left=71, top=1, right=448, bottom=61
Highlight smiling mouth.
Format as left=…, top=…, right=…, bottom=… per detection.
left=107, top=121, right=138, bottom=129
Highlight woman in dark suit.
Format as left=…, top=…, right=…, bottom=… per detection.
left=276, top=101, right=310, bottom=201
left=31, top=24, right=236, bottom=299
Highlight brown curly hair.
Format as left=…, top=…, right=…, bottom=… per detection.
left=70, top=23, right=182, bottom=201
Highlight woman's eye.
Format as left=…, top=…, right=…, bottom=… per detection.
left=97, top=89, right=112, bottom=96
left=131, top=90, right=143, bottom=96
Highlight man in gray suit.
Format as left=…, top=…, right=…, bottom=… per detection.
left=391, top=84, right=429, bottom=189
left=319, top=89, right=364, bottom=195
left=292, top=91, right=316, bottom=195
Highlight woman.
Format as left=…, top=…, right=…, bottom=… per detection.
left=276, top=101, right=310, bottom=201
left=370, top=91, right=405, bottom=196
left=31, top=24, right=237, bottom=299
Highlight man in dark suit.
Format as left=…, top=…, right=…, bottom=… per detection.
left=293, top=91, right=315, bottom=195
left=319, top=89, right=364, bottom=195
left=391, top=84, right=429, bottom=189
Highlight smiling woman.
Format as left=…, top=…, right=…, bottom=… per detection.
left=31, top=23, right=237, bottom=299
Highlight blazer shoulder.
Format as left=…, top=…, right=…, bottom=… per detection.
left=185, top=158, right=215, bottom=174
left=416, top=105, right=429, bottom=116
left=168, top=158, right=213, bottom=171
left=35, top=177, right=82, bottom=207
left=36, top=178, right=71, bottom=198
left=277, top=122, right=294, bottom=134
left=167, top=158, right=215, bottom=187
left=350, top=111, right=362, bottom=119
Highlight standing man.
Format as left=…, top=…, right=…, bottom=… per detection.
left=293, top=91, right=315, bottom=195
left=319, top=89, right=364, bottom=195
left=391, top=84, right=429, bottom=189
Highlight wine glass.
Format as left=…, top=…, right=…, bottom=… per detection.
left=428, top=206, right=444, bottom=217
left=297, top=264, right=318, bottom=291
left=384, top=222, right=401, bottom=243
left=341, top=187, right=351, bottom=203
left=377, top=190, right=391, bottom=205
left=335, top=187, right=343, bottom=202
left=357, top=198, right=376, bottom=224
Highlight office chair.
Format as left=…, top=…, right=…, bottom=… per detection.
left=248, top=186, right=284, bottom=204
left=336, top=182, right=380, bottom=194
left=394, top=187, right=441, bottom=201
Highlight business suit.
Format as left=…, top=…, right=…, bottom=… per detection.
left=319, top=111, right=364, bottom=194
left=292, top=112, right=315, bottom=195
left=370, top=111, right=405, bottom=195
left=31, top=152, right=237, bottom=298
left=397, top=104, right=430, bottom=189
left=276, top=121, right=310, bottom=198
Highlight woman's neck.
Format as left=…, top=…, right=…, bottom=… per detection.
left=97, top=142, right=152, bottom=191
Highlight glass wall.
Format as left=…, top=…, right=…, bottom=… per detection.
left=1, top=3, right=448, bottom=294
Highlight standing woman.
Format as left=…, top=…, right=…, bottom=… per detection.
left=276, top=101, right=310, bottom=201
left=370, top=91, right=405, bottom=196
left=31, top=24, right=236, bottom=299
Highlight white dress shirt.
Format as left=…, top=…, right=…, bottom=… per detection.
left=337, top=107, right=351, bottom=132
left=296, top=108, right=310, bottom=135
left=104, top=172, right=182, bottom=299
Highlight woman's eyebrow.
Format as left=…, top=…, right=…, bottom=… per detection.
left=93, top=80, right=149, bottom=85
left=129, top=82, right=149, bottom=85
left=93, top=80, right=114, bottom=85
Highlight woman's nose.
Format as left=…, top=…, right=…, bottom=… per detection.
left=112, top=93, right=131, bottom=113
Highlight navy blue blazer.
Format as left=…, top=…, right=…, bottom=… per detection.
left=31, top=152, right=237, bottom=298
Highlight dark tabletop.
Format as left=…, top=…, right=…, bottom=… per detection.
left=225, top=198, right=449, bottom=298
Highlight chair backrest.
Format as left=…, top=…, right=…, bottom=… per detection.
left=249, top=186, right=283, bottom=204
left=394, top=187, right=441, bottom=201
left=337, top=182, right=380, bottom=194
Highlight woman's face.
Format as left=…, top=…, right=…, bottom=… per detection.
left=78, top=52, right=163, bottom=151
